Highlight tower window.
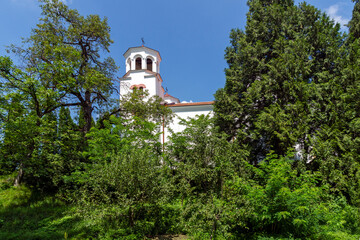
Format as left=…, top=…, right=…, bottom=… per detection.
left=147, top=58, right=153, bottom=71
left=135, top=57, right=142, bottom=70
left=130, top=84, right=146, bottom=90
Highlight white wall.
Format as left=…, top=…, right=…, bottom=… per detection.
left=120, top=72, right=158, bottom=101
left=161, top=104, right=213, bottom=144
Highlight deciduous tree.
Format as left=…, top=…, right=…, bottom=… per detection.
left=0, top=0, right=117, bottom=186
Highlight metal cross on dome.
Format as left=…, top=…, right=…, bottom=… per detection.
left=141, top=38, right=145, bottom=46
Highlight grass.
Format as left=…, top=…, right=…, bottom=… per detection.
left=0, top=194, right=85, bottom=240
left=0, top=182, right=187, bottom=240
left=0, top=185, right=32, bottom=208
left=0, top=175, right=94, bottom=240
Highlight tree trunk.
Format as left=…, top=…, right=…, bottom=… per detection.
left=83, top=91, right=93, bottom=134
left=14, top=163, right=24, bottom=187
left=210, top=217, right=217, bottom=240
left=129, top=206, right=134, bottom=227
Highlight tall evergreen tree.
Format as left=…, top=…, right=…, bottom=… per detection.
left=0, top=95, right=34, bottom=177
left=309, top=1, right=360, bottom=205
left=55, top=106, right=83, bottom=187
left=214, top=0, right=344, bottom=164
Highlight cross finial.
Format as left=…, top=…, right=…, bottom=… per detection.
left=141, top=37, right=145, bottom=46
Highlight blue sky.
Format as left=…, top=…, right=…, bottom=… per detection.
left=0, top=0, right=355, bottom=102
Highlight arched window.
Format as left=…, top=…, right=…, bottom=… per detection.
left=130, top=84, right=146, bottom=90
left=146, top=58, right=153, bottom=71
left=135, top=57, right=142, bottom=70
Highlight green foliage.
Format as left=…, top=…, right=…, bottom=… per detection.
left=308, top=25, right=360, bottom=207
left=0, top=0, right=118, bottom=141
left=70, top=115, right=177, bottom=237
left=246, top=154, right=324, bottom=237
left=29, top=0, right=118, bottom=133
left=167, top=115, right=360, bottom=239
left=0, top=94, right=37, bottom=176
left=168, top=114, right=248, bottom=196
left=167, top=115, right=250, bottom=239
left=0, top=0, right=118, bottom=188
left=214, top=2, right=360, bottom=237
left=118, top=88, right=173, bottom=124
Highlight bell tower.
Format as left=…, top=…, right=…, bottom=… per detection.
left=120, top=46, right=164, bottom=100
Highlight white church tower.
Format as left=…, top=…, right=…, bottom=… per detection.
left=120, top=46, right=169, bottom=101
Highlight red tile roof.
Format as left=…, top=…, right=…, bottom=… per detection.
left=167, top=101, right=214, bottom=107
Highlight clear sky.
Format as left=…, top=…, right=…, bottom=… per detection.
left=0, top=0, right=355, bottom=102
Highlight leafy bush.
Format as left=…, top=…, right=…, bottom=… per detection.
left=71, top=116, right=178, bottom=237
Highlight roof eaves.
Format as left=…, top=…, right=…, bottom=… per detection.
left=167, top=101, right=214, bottom=107
left=123, top=46, right=162, bottom=61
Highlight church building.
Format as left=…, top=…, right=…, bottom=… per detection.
left=119, top=46, right=214, bottom=143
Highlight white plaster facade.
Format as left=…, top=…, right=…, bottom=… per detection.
left=119, top=46, right=213, bottom=143
left=164, top=102, right=214, bottom=142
